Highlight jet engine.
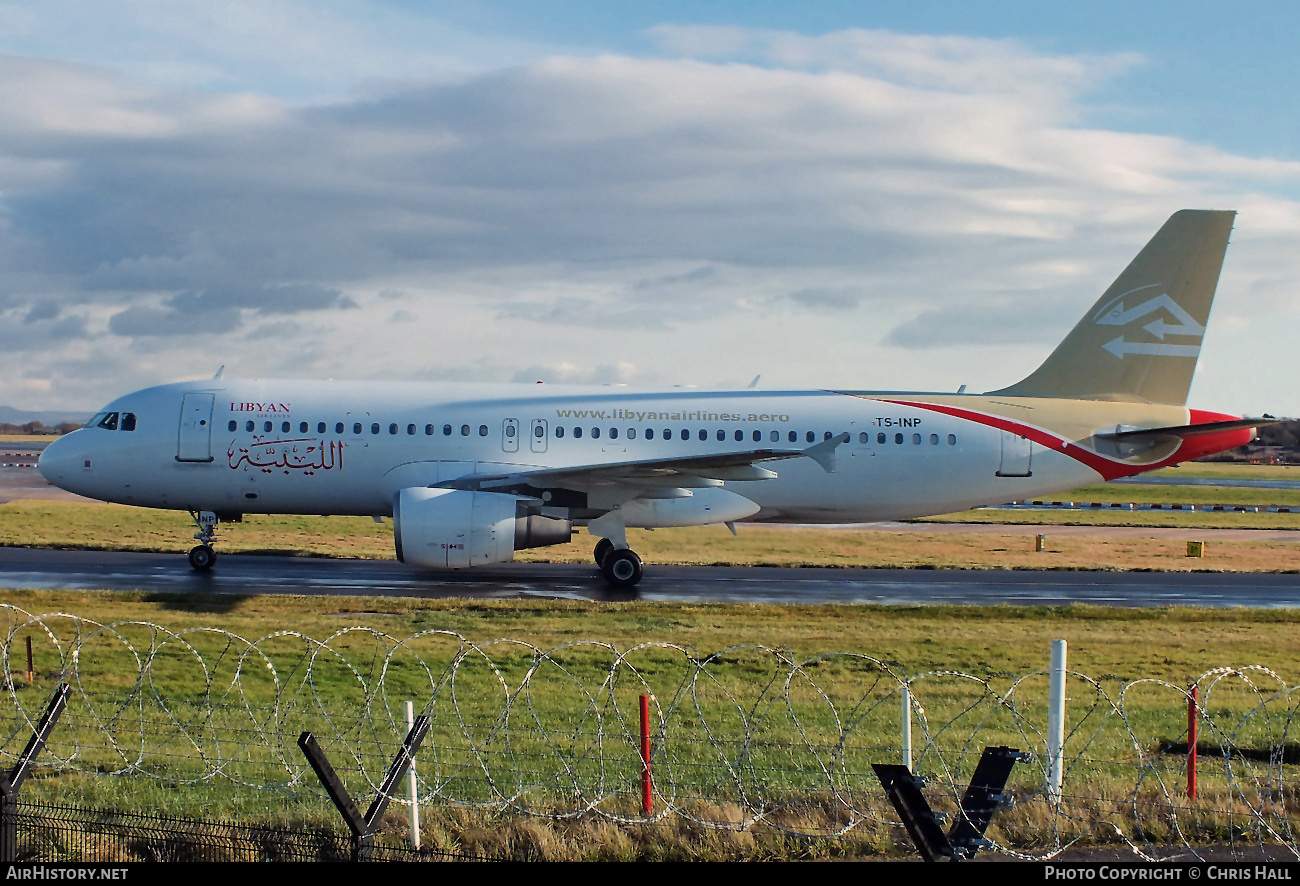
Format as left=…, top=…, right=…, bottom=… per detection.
left=393, top=487, right=571, bottom=569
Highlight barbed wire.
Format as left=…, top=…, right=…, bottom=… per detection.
left=0, top=603, right=1294, bottom=860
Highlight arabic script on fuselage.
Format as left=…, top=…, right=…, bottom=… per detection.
left=227, top=437, right=344, bottom=474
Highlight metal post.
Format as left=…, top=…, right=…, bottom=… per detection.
left=407, top=701, right=420, bottom=849
left=1047, top=640, right=1066, bottom=803
left=297, top=716, right=430, bottom=862
left=0, top=684, right=70, bottom=862
left=1187, top=683, right=1198, bottom=799
left=640, top=694, right=653, bottom=815
left=901, top=684, right=912, bottom=771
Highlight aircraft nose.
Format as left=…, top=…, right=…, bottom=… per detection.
left=37, top=433, right=82, bottom=487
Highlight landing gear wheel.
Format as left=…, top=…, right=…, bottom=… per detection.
left=188, top=545, right=217, bottom=571
left=601, top=549, right=643, bottom=588
left=593, top=537, right=614, bottom=566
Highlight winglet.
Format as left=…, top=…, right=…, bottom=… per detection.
left=802, top=432, right=850, bottom=473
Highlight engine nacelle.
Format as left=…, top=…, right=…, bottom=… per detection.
left=394, top=487, right=572, bottom=569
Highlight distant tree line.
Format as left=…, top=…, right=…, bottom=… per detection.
left=0, top=421, right=83, bottom=436
left=1207, top=418, right=1300, bottom=463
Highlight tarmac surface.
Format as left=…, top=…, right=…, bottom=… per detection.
left=4, top=442, right=1300, bottom=605
left=1, top=546, right=1298, bottom=606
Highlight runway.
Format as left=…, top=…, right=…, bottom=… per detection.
left=1, top=546, right=1298, bottom=607
left=5, top=447, right=1300, bottom=607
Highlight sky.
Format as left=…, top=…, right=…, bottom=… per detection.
left=1, top=1, right=1298, bottom=417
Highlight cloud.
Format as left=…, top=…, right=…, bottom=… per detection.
left=107, top=303, right=243, bottom=337
left=0, top=23, right=1297, bottom=415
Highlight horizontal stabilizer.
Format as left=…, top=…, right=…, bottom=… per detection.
left=1095, top=417, right=1276, bottom=442
left=1087, top=417, right=1273, bottom=460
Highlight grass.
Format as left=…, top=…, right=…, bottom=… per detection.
left=0, top=591, right=1297, bottom=859
left=3, top=459, right=1300, bottom=857
left=4, top=499, right=1300, bottom=571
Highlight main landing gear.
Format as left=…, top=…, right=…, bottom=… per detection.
left=593, top=538, right=643, bottom=589
left=188, top=511, right=219, bottom=572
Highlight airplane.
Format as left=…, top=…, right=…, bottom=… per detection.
left=38, top=210, right=1270, bottom=588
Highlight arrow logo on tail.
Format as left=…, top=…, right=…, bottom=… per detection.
left=1094, top=286, right=1204, bottom=360
left=1103, top=338, right=1201, bottom=359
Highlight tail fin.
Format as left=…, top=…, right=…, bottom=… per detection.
left=989, top=209, right=1235, bottom=405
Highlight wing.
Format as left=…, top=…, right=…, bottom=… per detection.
left=436, top=433, right=850, bottom=506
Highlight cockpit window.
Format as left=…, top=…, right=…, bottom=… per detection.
left=120, top=413, right=137, bottom=432
left=96, top=412, right=119, bottom=431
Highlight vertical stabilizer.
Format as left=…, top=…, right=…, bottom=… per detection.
left=989, top=210, right=1235, bottom=405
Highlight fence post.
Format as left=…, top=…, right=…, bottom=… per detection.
left=1187, top=683, right=1198, bottom=799
left=901, top=684, right=912, bottom=771
left=1047, top=640, right=1066, bottom=803
left=0, top=683, right=71, bottom=862
left=407, top=701, right=420, bottom=849
left=298, top=715, right=430, bottom=861
left=640, top=694, right=653, bottom=815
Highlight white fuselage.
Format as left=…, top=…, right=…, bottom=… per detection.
left=39, top=378, right=1108, bottom=524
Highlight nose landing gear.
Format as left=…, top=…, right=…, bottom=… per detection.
left=188, top=511, right=219, bottom=571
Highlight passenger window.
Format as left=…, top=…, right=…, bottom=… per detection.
left=335, top=422, right=344, bottom=434
left=681, top=429, right=689, bottom=440
left=533, top=425, right=543, bottom=438
left=556, top=426, right=565, bottom=438
left=806, top=431, right=815, bottom=443
left=353, top=423, right=362, bottom=434
left=770, top=430, right=778, bottom=442
left=371, top=423, right=380, bottom=434
left=717, top=430, right=726, bottom=442
left=443, top=425, right=452, bottom=436
left=948, top=434, right=957, bottom=445
left=609, top=428, right=618, bottom=439
left=895, top=433, right=903, bottom=444
left=389, top=423, right=398, bottom=435
left=425, top=424, right=434, bottom=435
left=698, top=429, right=707, bottom=441
left=645, top=428, right=654, bottom=440
left=627, top=428, right=636, bottom=440
left=859, top=433, right=868, bottom=444
left=282, top=422, right=290, bottom=433
left=574, top=427, right=583, bottom=439
left=788, top=431, right=797, bottom=443
left=264, top=421, right=273, bottom=432
left=317, top=422, right=326, bottom=434
left=592, top=427, right=601, bottom=439
left=930, top=434, right=939, bottom=445
left=246, top=420, right=255, bottom=432
left=877, top=433, right=886, bottom=444
left=735, top=430, right=743, bottom=442
left=753, top=430, right=762, bottom=443
left=407, top=424, right=415, bottom=435
left=460, top=425, right=470, bottom=436
left=912, top=433, right=921, bottom=445
left=228, top=420, right=237, bottom=432
left=479, top=425, right=488, bottom=437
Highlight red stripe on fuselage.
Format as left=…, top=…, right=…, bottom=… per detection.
left=873, top=399, right=1250, bottom=481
